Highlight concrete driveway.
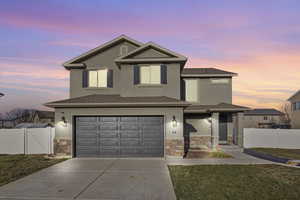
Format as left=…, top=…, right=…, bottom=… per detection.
left=0, top=158, right=176, bottom=200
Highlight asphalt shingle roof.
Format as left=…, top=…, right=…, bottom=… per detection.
left=182, top=68, right=237, bottom=75
left=45, top=94, right=189, bottom=107
left=244, top=109, right=284, bottom=116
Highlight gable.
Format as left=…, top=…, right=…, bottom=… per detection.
left=288, top=90, right=300, bottom=102
left=115, top=42, right=187, bottom=67
left=127, top=47, right=175, bottom=59
left=82, top=41, right=139, bottom=67
left=63, top=35, right=143, bottom=69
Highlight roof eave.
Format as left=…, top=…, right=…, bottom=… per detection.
left=181, top=73, right=237, bottom=78
left=44, top=102, right=190, bottom=108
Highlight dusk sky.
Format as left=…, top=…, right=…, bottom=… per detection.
left=1, top=0, right=300, bottom=113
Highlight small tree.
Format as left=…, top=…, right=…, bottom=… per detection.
left=5, top=108, right=36, bottom=124
left=279, top=102, right=291, bottom=125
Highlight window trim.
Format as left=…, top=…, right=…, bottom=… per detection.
left=87, top=68, right=109, bottom=88
left=185, top=79, right=199, bottom=102
left=139, top=64, right=162, bottom=85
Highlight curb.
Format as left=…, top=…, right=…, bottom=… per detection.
left=243, top=149, right=292, bottom=164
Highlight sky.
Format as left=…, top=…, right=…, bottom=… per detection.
left=0, top=0, right=300, bottom=113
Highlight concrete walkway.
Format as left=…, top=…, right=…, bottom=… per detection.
left=167, top=145, right=274, bottom=165
left=0, top=158, right=176, bottom=200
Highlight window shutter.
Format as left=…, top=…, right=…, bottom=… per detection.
left=160, top=64, right=167, bottom=84
left=82, top=70, right=88, bottom=88
left=181, top=80, right=186, bottom=100
left=133, top=65, right=140, bottom=84
left=107, top=69, right=113, bottom=88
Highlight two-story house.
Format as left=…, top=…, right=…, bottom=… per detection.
left=288, top=90, right=300, bottom=129
left=242, top=109, right=284, bottom=128
left=45, top=35, right=249, bottom=158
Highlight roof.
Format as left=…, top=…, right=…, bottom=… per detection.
left=184, top=103, right=250, bottom=113
left=35, top=111, right=54, bottom=119
left=45, top=94, right=190, bottom=108
left=115, top=42, right=187, bottom=67
left=63, top=35, right=143, bottom=69
left=181, top=68, right=237, bottom=77
left=244, top=109, right=284, bottom=116
left=287, top=90, right=300, bottom=101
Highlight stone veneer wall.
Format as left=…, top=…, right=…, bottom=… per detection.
left=189, top=136, right=212, bottom=149
left=54, top=139, right=72, bottom=156
left=165, top=139, right=184, bottom=157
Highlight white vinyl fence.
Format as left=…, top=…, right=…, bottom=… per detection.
left=0, top=127, right=55, bottom=154
left=243, top=128, right=300, bottom=149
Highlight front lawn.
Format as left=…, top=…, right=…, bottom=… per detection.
left=169, top=165, right=300, bottom=200
left=0, top=155, right=67, bottom=186
left=251, top=148, right=300, bottom=160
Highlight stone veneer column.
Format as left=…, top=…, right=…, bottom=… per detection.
left=211, top=112, right=220, bottom=149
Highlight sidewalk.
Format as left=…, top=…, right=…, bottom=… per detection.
left=167, top=145, right=274, bottom=166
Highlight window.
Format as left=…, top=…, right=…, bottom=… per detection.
left=263, top=116, right=268, bottom=120
left=120, top=45, right=128, bottom=56
left=88, top=69, right=108, bottom=87
left=140, top=65, right=161, bottom=84
left=293, top=102, right=300, bottom=111
left=185, top=79, right=198, bottom=102
left=211, top=78, right=230, bottom=84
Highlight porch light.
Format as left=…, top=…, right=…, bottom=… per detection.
left=172, top=116, right=177, bottom=128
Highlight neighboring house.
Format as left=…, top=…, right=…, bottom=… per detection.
left=45, top=35, right=249, bottom=158
left=32, top=110, right=54, bottom=124
left=288, top=90, right=300, bottom=129
left=242, top=109, right=284, bottom=128
left=0, top=120, right=15, bottom=129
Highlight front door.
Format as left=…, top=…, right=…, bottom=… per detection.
left=219, top=114, right=228, bottom=143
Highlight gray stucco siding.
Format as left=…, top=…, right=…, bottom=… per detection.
left=183, top=77, right=232, bottom=104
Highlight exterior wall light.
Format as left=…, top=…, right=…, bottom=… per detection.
left=61, top=116, right=67, bottom=124
left=172, top=116, right=177, bottom=128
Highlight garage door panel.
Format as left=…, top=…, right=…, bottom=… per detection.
left=101, top=117, right=118, bottom=122
left=77, top=117, right=97, bottom=122
left=120, top=124, right=138, bottom=130
left=76, top=116, right=164, bottom=157
left=120, top=117, right=138, bottom=122
left=120, top=139, right=140, bottom=146
left=100, top=138, right=119, bottom=146
left=120, top=131, right=140, bottom=138
left=99, top=131, right=118, bottom=138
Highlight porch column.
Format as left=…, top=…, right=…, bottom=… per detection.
left=211, top=112, right=219, bottom=149
left=236, top=112, right=244, bottom=147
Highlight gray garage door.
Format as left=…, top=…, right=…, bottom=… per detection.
left=75, top=116, right=164, bottom=157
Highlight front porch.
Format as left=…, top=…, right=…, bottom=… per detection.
left=183, top=103, right=249, bottom=156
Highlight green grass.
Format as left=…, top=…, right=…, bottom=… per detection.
left=251, top=148, right=300, bottom=160
left=0, top=155, right=67, bottom=186
left=169, top=165, right=300, bottom=200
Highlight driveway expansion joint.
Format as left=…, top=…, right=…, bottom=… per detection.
left=73, top=159, right=119, bottom=199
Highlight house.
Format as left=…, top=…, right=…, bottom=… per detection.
left=288, top=90, right=300, bottom=129
left=32, top=110, right=54, bottom=124
left=45, top=35, right=249, bottom=158
left=242, top=109, right=284, bottom=128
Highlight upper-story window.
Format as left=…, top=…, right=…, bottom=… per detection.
left=185, top=79, right=198, bottom=102
left=263, top=116, right=268, bottom=120
left=89, top=69, right=108, bottom=87
left=82, top=69, right=113, bottom=88
left=211, top=78, right=230, bottom=84
left=293, top=102, right=300, bottom=111
left=140, top=65, right=161, bottom=84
